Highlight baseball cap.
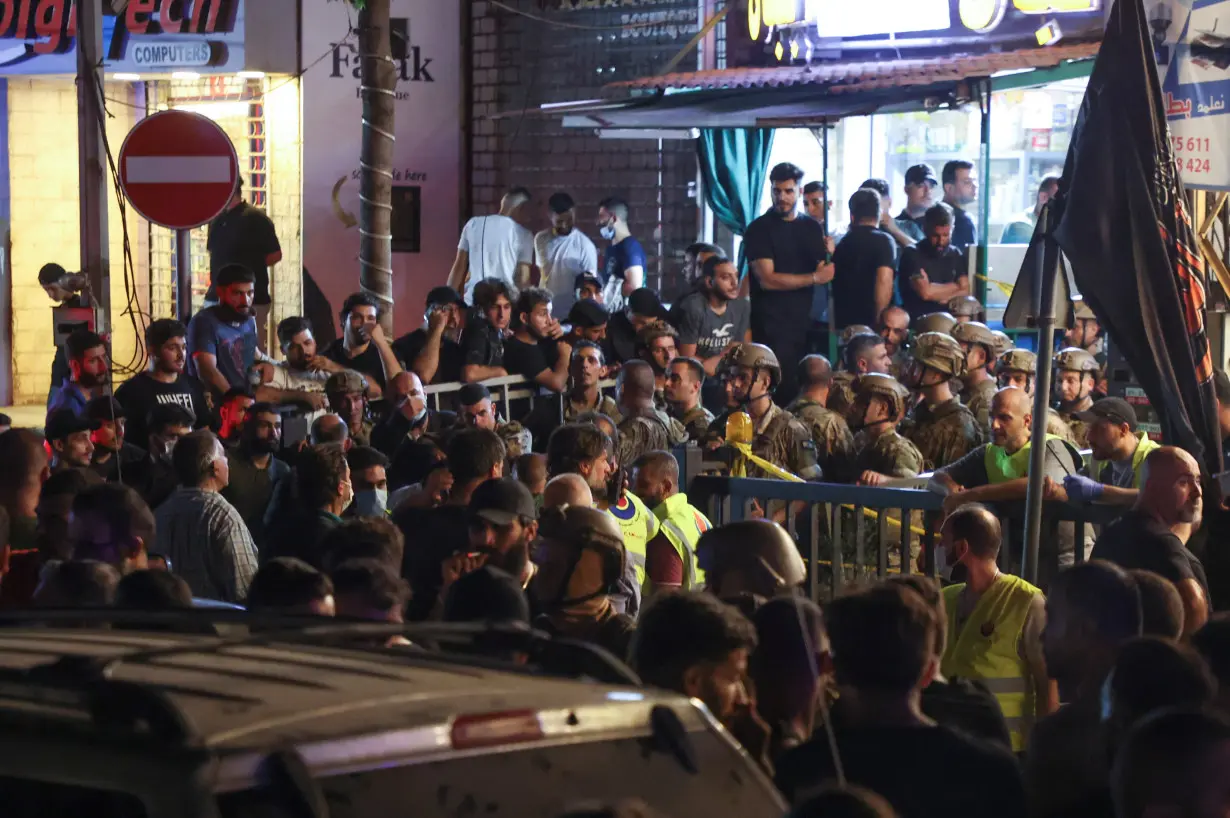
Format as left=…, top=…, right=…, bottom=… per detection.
left=84, top=396, right=125, bottom=423
left=1073, top=397, right=1138, bottom=431
left=426, top=286, right=464, bottom=308
left=569, top=298, right=610, bottom=328
left=45, top=409, right=98, bottom=442
left=325, top=369, right=367, bottom=394
left=574, top=272, right=602, bottom=291
left=443, top=564, right=531, bottom=625
left=627, top=288, right=668, bottom=320
left=470, top=477, right=538, bottom=525
left=905, top=164, right=938, bottom=186
left=457, top=382, right=492, bottom=406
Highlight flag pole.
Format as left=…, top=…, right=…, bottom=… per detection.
left=1022, top=203, right=1058, bottom=585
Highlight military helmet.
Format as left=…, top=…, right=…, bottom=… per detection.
left=855, top=372, right=910, bottom=420
left=996, top=348, right=1038, bottom=375
left=1073, top=299, right=1097, bottom=321
left=911, top=311, right=957, bottom=336
left=948, top=295, right=982, bottom=318
left=990, top=330, right=1013, bottom=358
left=326, top=369, right=367, bottom=395
left=720, top=342, right=781, bottom=385
left=911, top=332, right=967, bottom=377
left=696, top=520, right=806, bottom=598
left=951, top=320, right=997, bottom=350
left=839, top=324, right=876, bottom=345
left=1055, top=347, right=1100, bottom=373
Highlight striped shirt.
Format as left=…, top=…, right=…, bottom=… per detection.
left=154, top=487, right=259, bottom=603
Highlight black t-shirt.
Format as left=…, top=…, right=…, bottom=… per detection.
left=743, top=210, right=828, bottom=324
left=1091, top=508, right=1211, bottom=604
left=393, top=328, right=463, bottom=384
left=323, top=339, right=388, bottom=390
left=898, top=241, right=965, bottom=319
left=503, top=335, right=558, bottom=383
left=605, top=312, right=638, bottom=365
left=921, top=677, right=1013, bottom=751
left=951, top=205, right=978, bottom=249
left=775, top=723, right=1026, bottom=818
left=394, top=504, right=470, bottom=621
left=113, top=372, right=211, bottom=451
left=830, top=224, right=898, bottom=329
left=206, top=202, right=281, bottom=304
left=461, top=319, right=505, bottom=369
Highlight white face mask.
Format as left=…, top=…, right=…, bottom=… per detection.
left=599, top=224, right=616, bottom=241
left=935, top=544, right=955, bottom=582
left=353, top=488, right=388, bottom=518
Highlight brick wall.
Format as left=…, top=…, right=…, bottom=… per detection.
left=469, top=0, right=701, bottom=299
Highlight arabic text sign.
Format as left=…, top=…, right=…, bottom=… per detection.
left=1158, top=0, right=1230, bottom=190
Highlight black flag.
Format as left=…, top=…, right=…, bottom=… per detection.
left=1052, top=0, right=1222, bottom=477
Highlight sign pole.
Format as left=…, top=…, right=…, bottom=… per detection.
left=176, top=230, right=193, bottom=324
left=77, top=0, right=110, bottom=336
left=824, top=124, right=837, bottom=365
left=1022, top=204, right=1058, bottom=585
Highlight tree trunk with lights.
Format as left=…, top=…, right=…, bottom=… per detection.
left=356, top=0, right=396, bottom=333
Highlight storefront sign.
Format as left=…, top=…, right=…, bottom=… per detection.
left=130, top=41, right=213, bottom=68
left=1155, top=0, right=1230, bottom=191
left=302, top=0, right=461, bottom=334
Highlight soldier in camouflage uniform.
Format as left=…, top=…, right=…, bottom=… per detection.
left=1053, top=347, right=1101, bottom=449
left=952, top=321, right=1000, bottom=433
left=877, top=305, right=911, bottom=378
left=709, top=343, right=822, bottom=481
left=664, top=356, right=714, bottom=443
left=990, top=329, right=1013, bottom=359
left=911, top=310, right=957, bottom=337
left=849, top=373, right=925, bottom=484
left=899, top=332, right=985, bottom=469
left=995, top=348, right=1076, bottom=444
left=787, top=354, right=856, bottom=482
left=615, top=359, right=689, bottom=468
left=326, top=369, right=375, bottom=448
left=831, top=330, right=893, bottom=417
left=948, top=294, right=983, bottom=324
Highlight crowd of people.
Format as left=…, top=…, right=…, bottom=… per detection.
left=6, top=162, right=1229, bottom=818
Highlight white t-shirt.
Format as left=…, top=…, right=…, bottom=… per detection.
left=534, top=228, right=599, bottom=317
left=268, top=363, right=328, bottom=423
left=458, top=214, right=533, bottom=302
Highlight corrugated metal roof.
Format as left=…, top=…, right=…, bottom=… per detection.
left=606, top=42, right=1099, bottom=94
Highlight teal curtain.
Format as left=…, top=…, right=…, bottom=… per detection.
left=697, top=128, right=776, bottom=276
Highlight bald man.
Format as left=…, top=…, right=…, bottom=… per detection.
left=615, top=359, right=687, bottom=469
left=878, top=305, right=911, bottom=376
left=311, top=414, right=351, bottom=447
left=788, top=355, right=855, bottom=482
left=930, top=387, right=1087, bottom=585
left=632, top=450, right=711, bottom=592
left=542, top=473, right=594, bottom=510
left=1091, top=446, right=1210, bottom=636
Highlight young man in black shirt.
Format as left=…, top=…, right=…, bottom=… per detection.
left=503, top=287, right=571, bottom=393
left=461, top=278, right=515, bottom=382
left=115, top=319, right=210, bottom=451
left=394, top=286, right=466, bottom=385
left=831, top=188, right=897, bottom=331
left=941, top=159, right=979, bottom=249
left=898, top=203, right=970, bottom=319
left=1091, top=445, right=1211, bottom=636
left=744, top=162, right=835, bottom=404
left=322, top=292, right=402, bottom=397
left=206, top=178, right=282, bottom=351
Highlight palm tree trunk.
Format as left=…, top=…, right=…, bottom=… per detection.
left=357, top=0, right=396, bottom=333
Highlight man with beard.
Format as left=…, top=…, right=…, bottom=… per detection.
left=878, top=305, right=911, bottom=376
left=564, top=298, right=609, bottom=347
left=45, top=409, right=96, bottom=473
left=125, top=404, right=195, bottom=511
left=951, top=321, right=999, bottom=434
left=615, top=360, right=688, bottom=469
left=745, top=162, right=835, bottom=404
left=252, top=317, right=331, bottom=420
left=900, top=332, right=984, bottom=470
left=464, top=477, right=540, bottom=589
left=47, top=329, right=108, bottom=419
left=940, top=159, right=979, bottom=249
left=116, top=319, right=210, bottom=450
left=632, top=450, right=710, bottom=592
left=1091, top=446, right=1209, bottom=636
left=321, top=292, right=402, bottom=397
left=503, top=287, right=572, bottom=393
left=1052, top=347, right=1101, bottom=448
left=217, top=388, right=255, bottom=448
left=462, top=278, right=516, bottom=382
left=188, top=264, right=265, bottom=399
left=394, top=286, right=467, bottom=385
left=221, top=402, right=290, bottom=549
left=665, top=357, right=713, bottom=444
left=898, top=164, right=939, bottom=233
left=995, top=348, right=1076, bottom=444
left=669, top=242, right=724, bottom=327
left=535, top=192, right=598, bottom=318
left=85, top=397, right=146, bottom=483
left=635, top=321, right=678, bottom=400
left=828, top=332, right=894, bottom=420
left=849, top=374, right=925, bottom=486
left=677, top=256, right=752, bottom=412
left=898, top=203, right=970, bottom=320
left=325, top=370, right=373, bottom=448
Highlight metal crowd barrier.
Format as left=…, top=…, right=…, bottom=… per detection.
left=685, top=475, right=1126, bottom=599
left=422, top=375, right=618, bottom=420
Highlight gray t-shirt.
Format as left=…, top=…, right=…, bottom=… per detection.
left=675, top=293, right=751, bottom=359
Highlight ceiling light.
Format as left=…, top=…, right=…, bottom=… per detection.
left=172, top=71, right=200, bottom=80
left=112, top=72, right=141, bottom=81
left=237, top=70, right=265, bottom=79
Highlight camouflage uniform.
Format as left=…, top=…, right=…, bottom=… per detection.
left=911, top=311, right=957, bottom=336
left=787, top=397, right=856, bottom=482
left=352, top=419, right=374, bottom=449
left=828, top=371, right=857, bottom=418
left=964, top=378, right=998, bottom=433
left=1053, top=347, right=1101, bottom=450
left=1046, top=408, right=1077, bottom=445
left=902, top=398, right=986, bottom=470
left=617, top=407, right=689, bottom=468
left=564, top=393, right=622, bottom=424
left=1060, top=412, right=1091, bottom=449
left=853, top=429, right=926, bottom=479
left=672, top=403, right=715, bottom=444
left=995, top=348, right=1077, bottom=446
left=497, top=421, right=533, bottom=461
left=747, top=402, right=823, bottom=481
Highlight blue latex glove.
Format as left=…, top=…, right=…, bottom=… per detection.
left=1063, top=474, right=1105, bottom=503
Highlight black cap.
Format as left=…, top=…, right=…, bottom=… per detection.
left=568, top=298, right=610, bottom=328
left=443, top=565, right=531, bottom=625
left=574, top=272, right=602, bottom=291
left=905, top=163, right=938, bottom=186
left=457, top=382, right=491, bottom=406
left=84, top=396, right=125, bottom=423
left=627, top=288, right=668, bottom=320
left=426, top=286, right=464, bottom=308
left=45, top=409, right=98, bottom=441
left=470, top=477, right=538, bottom=525
left=0, top=413, right=11, bottom=427
left=1073, top=397, right=1138, bottom=431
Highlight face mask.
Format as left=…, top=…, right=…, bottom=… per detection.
left=340, top=480, right=355, bottom=513
left=599, top=225, right=616, bottom=241
left=935, top=544, right=960, bottom=582
left=353, top=488, right=388, bottom=517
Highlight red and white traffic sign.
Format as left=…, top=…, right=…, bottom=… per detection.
left=118, top=109, right=240, bottom=231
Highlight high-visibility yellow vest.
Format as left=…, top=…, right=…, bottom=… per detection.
left=1089, top=433, right=1161, bottom=489
left=652, top=492, right=711, bottom=591
left=983, top=434, right=1063, bottom=483
left=607, top=491, right=659, bottom=587
left=942, top=573, right=1042, bottom=752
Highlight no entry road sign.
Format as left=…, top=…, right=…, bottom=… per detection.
left=118, top=109, right=239, bottom=231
